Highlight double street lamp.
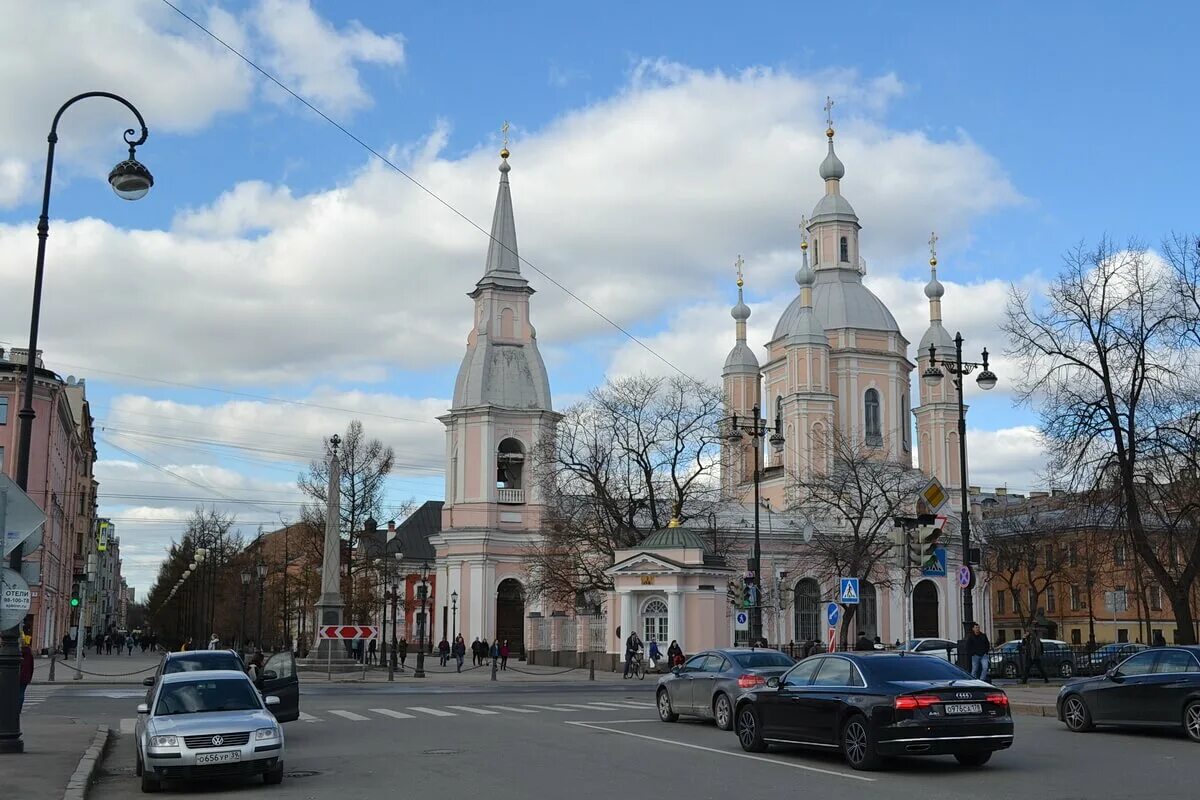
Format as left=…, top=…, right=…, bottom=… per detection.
left=414, top=561, right=430, bottom=679
left=451, top=591, right=459, bottom=642
left=384, top=551, right=403, bottom=681
left=922, top=334, right=998, bottom=647
left=240, top=570, right=252, bottom=652
left=1, top=91, right=153, bottom=755
left=255, top=561, right=268, bottom=650
left=726, top=403, right=785, bottom=644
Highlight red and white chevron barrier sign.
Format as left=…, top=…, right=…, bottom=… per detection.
left=318, top=625, right=379, bottom=640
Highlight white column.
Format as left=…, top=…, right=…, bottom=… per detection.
left=470, top=562, right=485, bottom=641
left=666, top=590, right=682, bottom=648
left=619, top=591, right=636, bottom=655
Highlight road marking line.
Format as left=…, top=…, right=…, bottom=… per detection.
left=485, top=705, right=540, bottom=714
left=551, top=703, right=603, bottom=710
left=581, top=702, right=637, bottom=709
left=328, top=710, right=371, bottom=721
left=119, top=718, right=136, bottom=734
left=409, top=706, right=456, bottom=717
left=615, top=701, right=654, bottom=707
left=564, top=721, right=876, bottom=782
left=370, top=708, right=415, bottom=720
left=298, top=712, right=321, bottom=723
left=445, top=705, right=499, bottom=715
left=523, top=705, right=574, bottom=712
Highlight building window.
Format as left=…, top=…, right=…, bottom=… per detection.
left=641, top=598, right=668, bottom=644
left=1149, top=584, right=1162, bottom=611
left=996, top=590, right=1006, bottom=615
left=1068, top=542, right=1078, bottom=567
left=1117, top=628, right=1129, bottom=643
left=774, top=395, right=784, bottom=466
left=0, top=446, right=4, bottom=473
left=794, top=578, right=820, bottom=641
left=813, top=240, right=819, bottom=263
left=864, top=389, right=882, bottom=446
left=996, top=630, right=1006, bottom=644
left=1047, top=585, right=1056, bottom=614
left=1071, top=628, right=1081, bottom=644
left=0, top=396, right=8, bottom=424
left=1028, top=588, right=1037, bottom=613
left=1069, top=585, right=1082, bottom=611
left=1114, top=543, right=1126, bottom=566
left=839, top=236, right=849, bottom=262
left=901, top=393, right=910, bottom=451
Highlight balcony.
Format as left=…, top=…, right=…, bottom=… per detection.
left=497, top=487, right=525, bottom=505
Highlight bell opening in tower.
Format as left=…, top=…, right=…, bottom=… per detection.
left=497, top=437, right=526, bottom=504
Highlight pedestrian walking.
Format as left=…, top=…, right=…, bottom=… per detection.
left=438, top=637, right=450, bottom=666
left=855, top=631, right=874, bottom=651
left=500, top=640, right=510, bottom=670
left=181, top=637, right=193, bottom=652
left=399, top=637, right=409, bottom=669
left=61, top=632, right=72, bottom=660
left=1021, top=627, right=1048, bottom=684
left=19, top=635, right=34, bottom=711
left=481, top=637, right=491, bottom=666
left=1152, top=630, right=1167, bottom=647
left=967, top=622, right=991, bottom=681
left=127, top=636, right=135, bottom=656
left=472, top=637, right=482, bottom=666
left=453, top=635, right=466, bottom=672
left=648, top=638, right=662, bottom=670
left=208, top=633, right=220, bottom=650
left=368, top=638, right=378, bottom=665
left=667, top=639, right=683, bottom=667
left=490, top=639, right=500, bottom=666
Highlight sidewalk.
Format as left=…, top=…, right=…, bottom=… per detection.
left=33, top=651, right=160, bottom=684
left=7, top=715, right=109, bottom=800
left=997, top=682, right=1061, bottom=716
left=301, top=658, right=635, bottom=685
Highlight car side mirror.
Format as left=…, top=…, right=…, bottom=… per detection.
left=766, top=677, right=781, bottom=689
left=670, top=666, right=681, bottom=675
left=142, top=677, right=155, bottom=687
left=265, top=695, right=281, bottom=707
left=136, top=703, right=149, bottom=715
left=261, top=670, right=278, bottom=681
left=1105, top=667, right=1123, bottom=682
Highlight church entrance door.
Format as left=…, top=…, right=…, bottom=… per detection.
left=912, top=580, right=940, bottom=638
left=495, top=579, right=525, bottom=659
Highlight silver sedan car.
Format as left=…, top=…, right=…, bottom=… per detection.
left=135, top=669, right=285, bottom=792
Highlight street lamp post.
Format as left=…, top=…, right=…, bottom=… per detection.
left=255, top=561, right=267, bottom=650
left=726, top=403, right=785, bottom=644
left=240, top=571, right=252, bottom=653
left=451, top=591, right=458, bottom=642
left=922, top=333, right=998, bottom=649
left=414, top=561, right=430, bottom=678
left=1, top=91, right=153, bottom=755
left=388, top=551, right=402, bottom=681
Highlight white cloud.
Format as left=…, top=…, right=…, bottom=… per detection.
left=0, top=62, right=1020, bottom=386
left=958, top=426, right=1050, bottom=493
left=251, top=0, right=404, bottom=115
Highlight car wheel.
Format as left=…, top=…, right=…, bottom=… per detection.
left=735, top=704, right=767, bottom=752
left=1059, top=660, right=1074, bottom=679
left=140, top=770, right=160, bottom=794
left=1004, top=662, right=1018, bottom=679
left=955, top=752, right=992, bottom=767
left=841, top=714, right=882, bottom=771
left=1063, top=695, right=1094, bottom=732
left=714, top=694, right=733, bottom=731
left=656, top=689, right=678, bottom=723
left=263, top=763, right=284, bottom=785
left=1184, top=701, right=1200, bottom=743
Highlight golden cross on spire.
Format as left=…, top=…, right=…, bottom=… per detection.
left=928, top=231, right=939, bottom=267
left=824, top=96, right=835, bottom=134
left=502, top=120, right=510, bottom=149
left=735, top=254, right=745, bottom=287
left=799, top=215, right=809, bottom=249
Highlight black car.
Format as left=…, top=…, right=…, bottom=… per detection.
left=1078, top=642, right=1149, bottom=676
left=143, top=650, right=300, bottom=723
left=989, top=639, right=1078, bottom=679
left=656, top=648, right=795, bottom=730
left=731, top=653, right=1013, bottom=770
left=1057, top=646, right=1200, bottom=741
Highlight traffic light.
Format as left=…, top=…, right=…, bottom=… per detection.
left=914, top=516, right=941, bottom=570
left=743, top=575, right=755, bottom=608
left=70, top=573, right=84, bottom=608
left=727, top=579, right=745, bottom=609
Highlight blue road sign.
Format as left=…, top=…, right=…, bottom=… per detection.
left=839, top=577, right=860, bottom=604
left=826, top=602, right=840, bottom=628
left=922, top=546, right=947, bottom=577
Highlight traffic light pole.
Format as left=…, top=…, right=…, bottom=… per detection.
left=73, top=580, right=89, bottom=680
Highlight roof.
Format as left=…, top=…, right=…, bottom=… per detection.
left=723, top=341, right=760, bottom=372
left=918, top=320, right=956, bottom=354
left=358, top=500, right=441, bottom=563
left=640, top=526, right=710, bottom=552
left=773, top=267, right=901, bottom=338
left=161, top=669, right=249, bottom=684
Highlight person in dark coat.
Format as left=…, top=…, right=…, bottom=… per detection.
left=854, top=631, right=874, bottom=651
left=1021, top=627, right=1048, bottom=684
left=438, top=637, right=450, bottom=666
left=1152, top=630, right=1168, bottom=647
left=667, top=640, right=683, bottom=667
left=966, top=622, right=991, bottom=680
left=398, top=637, right=409, bottom=669
left=453, top=635, right=466, bottom=672
left=500, top=640, right=510, bottom=670
left=19, top=637, right=34, bottom=711
left=481, top=638, right=491, bottom=666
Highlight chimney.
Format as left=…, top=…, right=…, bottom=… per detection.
left=1029, top=491, right=1049, bottom=499
left=969, top=486, right=981, bottom=495
left=994, top=487, right=1007, bottom=497
left=386, top=520, right=396, bottom=543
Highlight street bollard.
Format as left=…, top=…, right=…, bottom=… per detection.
left=589, top=658, right=595, bottom=681
left=49, top=653, right=56, bottom=682
left=491, top=659, right=498, bottom=681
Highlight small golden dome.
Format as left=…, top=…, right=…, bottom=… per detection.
left=826, top=126, right=835, bottom=138
left=500, top=147, right=510, bottom=159
left=929, top=256, right=938, bottom=267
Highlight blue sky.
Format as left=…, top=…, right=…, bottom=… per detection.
left=1, top=0, right=1196, bottom=593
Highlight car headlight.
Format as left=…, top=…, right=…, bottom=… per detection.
left=255, top=727, right=280, bottom=741
left=149, top=735, right=178, bottom=748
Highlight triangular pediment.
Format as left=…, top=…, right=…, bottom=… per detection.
left=605, top=553, right=685, bottom=576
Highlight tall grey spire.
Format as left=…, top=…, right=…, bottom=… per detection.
left=482, top=147, right=521, bottom=278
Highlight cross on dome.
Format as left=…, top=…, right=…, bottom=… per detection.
left=929, top=231, right=939, bottom=267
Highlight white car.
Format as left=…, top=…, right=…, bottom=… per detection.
left=136, top=669, right=285, bottom=793
left=900, top=638, right=958, bottom=660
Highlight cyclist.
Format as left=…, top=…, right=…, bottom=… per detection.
left=623, top=630, right=644, bottom=679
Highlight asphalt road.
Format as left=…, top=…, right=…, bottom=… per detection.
left=31, top=682, right=1200, bottom=800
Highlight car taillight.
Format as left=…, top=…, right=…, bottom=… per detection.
left=894, top=694, right=941, bottom=710
left=738, top=674, right=766, bottom=689
left=985, top=692, right=1009, bottom=706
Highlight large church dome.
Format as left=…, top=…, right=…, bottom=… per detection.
left=772, top=268, right=900, bottom=339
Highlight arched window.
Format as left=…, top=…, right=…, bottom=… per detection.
left=642, top=598, right=668, bottom=644
left=812, top=239, right=819, bottom=264
left=858, top=580, right=878, bottom=640
left=774, top=395, right=784, bottom=466
left=497, top=438, right=526, bottom=503
left=864, top=388, right=882, bottom=446
left=840, top=236, right=849, bottom=263
left=794, top=578, right=820, bottom=641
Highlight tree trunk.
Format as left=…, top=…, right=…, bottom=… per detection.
left=1170, top=593, right=1198, bottom=645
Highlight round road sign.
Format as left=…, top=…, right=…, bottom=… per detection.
left=1, top=567, right=33, bottom=630
left=958, top=565, right=975, bottom=590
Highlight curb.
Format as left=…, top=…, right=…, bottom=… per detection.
left=1011, top=702, right=1057, bottom=717
left=63, top=725, right=111, bottom=800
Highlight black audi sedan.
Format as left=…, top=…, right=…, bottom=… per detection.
left=656, top=648, right=796, bottom=730
left=1057, top=646, right=1200, bottom=741
left=731, top=653, right=1013, bottom=770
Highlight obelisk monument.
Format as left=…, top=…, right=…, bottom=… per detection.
left=312, top=434, right=346, bottom=660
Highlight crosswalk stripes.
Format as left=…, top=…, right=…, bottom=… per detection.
left=298, top=711, right=322, bottom=723
left=550, top=703, right=604, bottom=710
left=408, top=706, right=456, bottom=717
left=580, top=702, right=634, bottom=709
left=484, top=705, right=540, bottom=713
left=369, top=708, right=415, bottom=719
left=445, top=705, right=498, bottom=715
left=328, top=710, right=371, bottom=721
left=20, top=686, right=59, bottom=709
left=521, top=704, right=576, bottom=712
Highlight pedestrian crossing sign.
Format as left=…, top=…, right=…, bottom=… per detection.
left=839, top=577, right=859, bottom=604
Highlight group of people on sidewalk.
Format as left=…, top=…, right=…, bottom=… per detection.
left=623, top=632, right=684, bottom=677
left=432, top=635, right=511, bottom=672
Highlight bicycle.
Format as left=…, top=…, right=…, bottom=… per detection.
left=625, top=651, right=646, bottom=680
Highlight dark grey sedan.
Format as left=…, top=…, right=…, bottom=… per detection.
left=656, top=648, right=795, bottom=730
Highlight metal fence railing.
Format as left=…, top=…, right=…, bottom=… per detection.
left=587, top=617, right=607, bottom=652
left=559, top=618, right=577, bottom=652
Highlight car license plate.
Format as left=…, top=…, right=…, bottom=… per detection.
left=945, top=703, right=982, bottom=715
left=195, top=750, right=241, bottom=765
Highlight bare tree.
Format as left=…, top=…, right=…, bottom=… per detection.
left=980, top=502, right=1074, bottom=634
left=1005, top=236, right=1200, bottom=643
left=524, top=375, right=725, bottom=606
left=298, top=420, right=395, bottom=622
left=791, top=430, right=927, bottom=646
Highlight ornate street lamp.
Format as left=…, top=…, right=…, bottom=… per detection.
left=726, top=403, right=785, bottom=643
left=451, top=591, right=459, bottom=642
left=414, top=561, right=430, bottom=678
left=240, top=571, right=252, bottom=653
left=256, top=561, right=268, bottom=650
left=923, top=334, right=998, bottom=651
left=387, top=550, right=403, bottom=681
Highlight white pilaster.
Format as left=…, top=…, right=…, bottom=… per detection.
left=666, top=590, right=683, bottom=647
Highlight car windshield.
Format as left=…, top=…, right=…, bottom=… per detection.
left=865, top=657, right=973, bottom=682
left=732, top=652, right=794, bottom=668
left=155, top=678, right=262, bottom=716
left=163, top=654, right=244, bottom=674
